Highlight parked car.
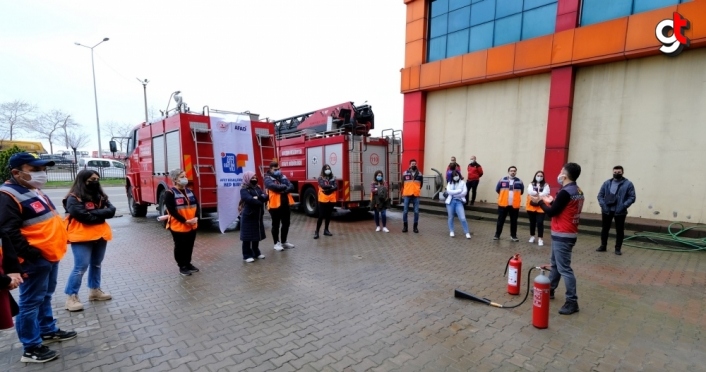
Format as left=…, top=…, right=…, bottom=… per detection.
left=78, top=157, right=126, bottom=179
left=40, top=154, right=74, bottom=167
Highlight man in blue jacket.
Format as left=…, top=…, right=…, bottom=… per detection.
left=596, top=165, right=636, bottom=255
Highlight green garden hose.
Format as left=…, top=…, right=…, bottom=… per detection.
left=623, top=223, right=706, bottom=252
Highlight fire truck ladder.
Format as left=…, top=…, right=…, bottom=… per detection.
left=190, top=122, right=217, bottom=220
left=348, top=124, right=368, bottom=202
left=255, top=128, right=276, bottom=179
left=382, top=129, right=403, bottom=203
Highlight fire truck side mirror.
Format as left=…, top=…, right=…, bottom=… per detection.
left=109, top=141, right=118, bottom=153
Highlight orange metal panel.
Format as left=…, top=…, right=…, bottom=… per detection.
left=625, top=6, right=677, bottom=58
left=401, top=68, right=411, bottom=92
left=405, top=39, right=424, bottom=68
left=462, top=50, right=487, bottom=81
left=420, top=61, right=441, bottom=88
left=407, top=0, right=426, bottom=23
left=406, top=18, right=425, bottom=43
left=439, top=55, right=463, bottom=85
left=551, top=29, right=575, bottom=66
left=514, top=35, right=553, bottom=73
left=410, top=65, right=421, bottom=90
left=486, top=44, right=516, bottom=77
left=678, top=0, right=706, bottom=41
left=572, top=18, right=628, bottom=63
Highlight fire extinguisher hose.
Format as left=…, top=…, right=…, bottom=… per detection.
left=498, top=267, right=538, bottom=309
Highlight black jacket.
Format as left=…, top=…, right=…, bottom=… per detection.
left=65, top=193, right=116, bottom=224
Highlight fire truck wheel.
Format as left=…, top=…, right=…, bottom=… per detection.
left=302, top=188, right=319, bottom=217
left=158, top=190, right=168, bottom=228
left=127, top=185, right=148, bottom=217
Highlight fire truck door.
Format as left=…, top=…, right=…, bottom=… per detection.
left=362, top=145, right=387, bottom=199
left=307, top=146, right=324, bottom=180
left=324, top=144, right=343, bottom=178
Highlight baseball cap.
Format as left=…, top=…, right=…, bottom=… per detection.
left=8, top=152, right=55, bottom=169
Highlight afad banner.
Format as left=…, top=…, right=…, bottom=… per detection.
left=211, top=114, right=254, bottom=233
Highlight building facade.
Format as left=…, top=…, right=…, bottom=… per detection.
left=400, top=0, right=706, bottom=223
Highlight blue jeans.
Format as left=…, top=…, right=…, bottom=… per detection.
left=65, top=239, right=108, bottom=295
left=16, top=258, right=60, bottom=350
left=374, top=208, right=387, bottom=227
left=446, top=199, right=469, bottom=234
left=402, top=196, right=420, bottom=224
left=549, top=238, right=577, bottom=302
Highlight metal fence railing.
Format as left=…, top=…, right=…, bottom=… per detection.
left=46, top=164, right=126, bottom=182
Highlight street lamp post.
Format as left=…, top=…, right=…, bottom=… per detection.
left=75, top=37, right=109, bottom=157
left=137, top=78, right=149, bottom=123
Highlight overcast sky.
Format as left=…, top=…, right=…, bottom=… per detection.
left=0, top=0, right=406, bottom=154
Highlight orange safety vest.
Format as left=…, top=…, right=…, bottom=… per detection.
left=65, top=194, right=113, bottom=242
left=525, top=184, right=547, bottom=213
left=402, top=170, right=422, bottom=197
left=318, top=179, right=337, bottom=203
left=497, top=178, right=523, bottom=209
left=267, top=180, right=295, bottom=209
left=0, top=183, right=68, bottom=262
left=166, top=187, right=198, bottom=232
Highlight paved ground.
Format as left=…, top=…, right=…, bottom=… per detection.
left=1, top=188, right=705, bottom=371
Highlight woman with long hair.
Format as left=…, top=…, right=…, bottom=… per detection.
left=165, top=169, right=200, bottom=276
left=371, top=170, right=390, bottom=232
left=240, top=171, right=268, bottom=263
left=63, top=170, right=116, bottom=311
left=315, top=164, right=337, bottom=239
left=526, top=170, right=550, bottom=246
left=444, top=170, right=471, bottom=239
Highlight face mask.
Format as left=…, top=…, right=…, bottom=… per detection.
left=324, top=169, right=331, bottom=175
left=470, top=160, right=475, bottom=164
left=536, top=176, right=543, bottom=182
left=376, top=176, right=383, bottom=181
left=411, top=166, right=417, bottom=171
left=453, top=176, right=460, bottom=182
left=557, top=175, right=565, bottom=186
left=613, top=173, right=623, bottom=180
left=87, top=180, right=100, bottom=190
left=22, top=171, right=47, bottom=189
left=178, top=178, right=189, bottom=186
left=273, top=170, right=281, bottom=177
left=250, top=179, right=258, bottom=186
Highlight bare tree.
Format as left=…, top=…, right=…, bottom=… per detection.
left=104, top=121, right=134, bottom=151
left=33, top=110, right=77, bottom=154
left=64, top=130, right=91, bottom=164
left=0, top=100, right=36, bottom=140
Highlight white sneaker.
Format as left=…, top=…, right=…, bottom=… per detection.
left=245, top=258, right=255, bottom=263
left=258, top=255, right=266, bottom=259
left=376, top=226, right=381, bottom=232
left=282, top=242, right=295, bottom=249
left=529, top=236, right=536, bottom=243
left=450, top=232, right=455, bottom=237
left=382, top=227, right=390, bottom=233
left=274, top=242, right=284, bottom=251
left=466, top=233, right=472, bottom=239
left=538, top=238, right=544, bottom=246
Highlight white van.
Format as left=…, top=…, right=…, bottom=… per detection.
left=78, top=158, right=126, bottom=179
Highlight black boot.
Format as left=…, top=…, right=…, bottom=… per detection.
left=413, top=223, right=419, bottom=233
left=596, top=245, right=607, bottom=252
left=615, top=247, right=622, bottom=255
left=324, top=229, right=333, bottom=236
left=558, top=301, right=579, bottom=315
left=402, top=223, right=408, bottom=233
left=314, top=231, right=320, bottom=239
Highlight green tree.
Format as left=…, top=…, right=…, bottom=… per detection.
left=0, top=145, right=23, bottom=181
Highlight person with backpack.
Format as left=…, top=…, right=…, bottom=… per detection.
left=371, top=170, right=390, bottom=232
left=63, top=170, right=116, bottom=312
left=164, top=169, right=200, bottom=276
left=240, top=171, right=268, bottom=262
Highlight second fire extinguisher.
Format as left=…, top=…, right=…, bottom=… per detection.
left=532, top=269, right=551, bottom=329
left=503, top=254, right=522, bottom=295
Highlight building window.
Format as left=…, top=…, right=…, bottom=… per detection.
left=427, top=0, right=558, bottom=62
left=580, top=0, right=690, bottom=26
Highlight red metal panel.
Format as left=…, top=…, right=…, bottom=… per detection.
left=555, top=12, right=579, bottom=32
left=402, top=92, right=427, bottom=172
left=543, top=148, right=570, bottom=184
left=557, top=0, right=580, bottom=15
left=403, top=91, right=426, bottom=122
left=546, top=107, right=573, bottom=148
left=548, top=67, right=575, bottom=109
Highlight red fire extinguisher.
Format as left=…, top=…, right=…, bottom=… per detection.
left=532, top=269, right=551, bottom=329
left=503, top=254, right=522, bottom=295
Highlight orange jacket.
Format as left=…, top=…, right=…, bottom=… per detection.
left=496, top=177, right=524, bottom=209
left=318, top=177, right=337, bottom=203
left=0, top=183, right=68, bottom=262
left=165, top=187, right=198, bottom=232
left=65, top=193, right=115, bottom=242
left=402, top=169, right=423, bottom=197
left=265, top=173, right=295, bottom=209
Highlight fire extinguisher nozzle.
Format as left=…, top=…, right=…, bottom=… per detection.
left=490, top=302, right=503, bottom=308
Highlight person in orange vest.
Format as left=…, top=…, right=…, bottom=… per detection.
left=62, top=170, right=116, bottom=312
left=493, top=166, right=524, bottom=242
left=314, top=164, right=337, bottom=239
left=164, top=169, right=199, bottom=276
left=525, top=170, right=550, bottom=246
left=264, top=161, right=295, bottom=251
left=0, top=152, right=76, bottom=363
left=402, top=159, right=423, bottom=233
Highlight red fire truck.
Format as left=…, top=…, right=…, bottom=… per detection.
left=112, top=106, right=276, bottom=220
left=273, top=102, right=402, bottom=216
